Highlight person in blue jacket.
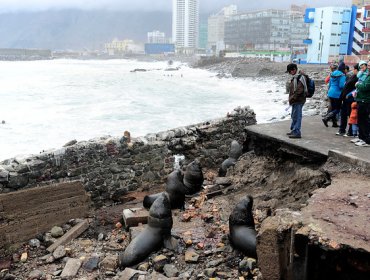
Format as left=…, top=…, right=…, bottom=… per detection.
left=322, top=64, right=347, bottom=127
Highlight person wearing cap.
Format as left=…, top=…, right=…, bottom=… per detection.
left=353, top=61, right=370, bottom=147
left=356, top=60, right=368, bottom=82
left=286, top=63, right=308, bottom=139
left=336, top=63, right=359, bottom=136
left=322, top=63, right=346, bottom=127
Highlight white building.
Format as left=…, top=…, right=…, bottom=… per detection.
left=147, top=31, right=170, bottom=44
left=305, top=6, right=355, bottom=64
left=208, top=5, right=237, bottom=53
left=172, top=0, right=199, bottom=53
left=105, top=39, right=144, bottom=55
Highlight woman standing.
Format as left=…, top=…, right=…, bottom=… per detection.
left=322, top=64, right=346, bottom=127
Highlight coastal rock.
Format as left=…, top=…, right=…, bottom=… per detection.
left=60, top=258, right=82, bottom=278
left=50, top=226, right=64, bottom=238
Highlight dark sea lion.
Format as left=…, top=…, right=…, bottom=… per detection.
left=119, top=193, right=173, bottom=268
left=229, top=140, right=243, bottom=159
left=219, top=157, right=236, bottom=177
left=143, top=193, right=162, bottom=209
left=143, top=169, right=186, bottom=209
left=183, top=159, right=204, bottom=195
left=219, top=140, right=242, bottom=177
left=229, top=195, right=257, bottom=258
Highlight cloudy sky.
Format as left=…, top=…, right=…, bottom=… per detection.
left=0, top=0, right=353, bottom=13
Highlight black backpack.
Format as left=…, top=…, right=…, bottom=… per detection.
left=306, top=77, right=315, bottom=98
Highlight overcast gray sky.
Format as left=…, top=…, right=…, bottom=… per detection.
left=0, top=0, right=353, bottom=13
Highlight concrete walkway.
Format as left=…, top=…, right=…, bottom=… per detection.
left=245, top=116, right=370, bottom=168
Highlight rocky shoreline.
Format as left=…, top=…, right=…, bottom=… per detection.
left=1, top=60, right=368, bottom=280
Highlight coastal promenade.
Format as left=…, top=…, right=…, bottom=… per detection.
left=246, top=115, right=370, bottom=169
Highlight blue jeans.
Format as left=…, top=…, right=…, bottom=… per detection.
left=290, top=103, right=303, bottom=136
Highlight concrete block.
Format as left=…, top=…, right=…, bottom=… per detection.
left=0, top=181, right=90, bottom=249
left=60, top=258, right=82, bottom=278
left=122, top=208, right=148, bottom=228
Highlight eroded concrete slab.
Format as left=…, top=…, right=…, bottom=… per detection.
left=246, top=116, right=370, bottom=168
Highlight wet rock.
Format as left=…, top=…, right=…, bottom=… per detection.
left=29, top=238, right=41, bottom=248
left=14, top=164, right=29, bottom=174
left=50, top=226, right=64, bottom=238
left=138, top=262, right=150, bottom=271
left=207, top=258, right=224, bottom=267
left=179, top=269, right=193, bottom=279
left=100, top=255, right=118, bottom=271
left=163, top=236, right=179, bottom=251
left=60, top=258, right=82, bottom=278
left=185, top=250, right=199, bottom=263
left=8, top=174, right=29, bottom=189
left=163, top=264, right=179, bottom=278
left=153, top=255, right=168, bottom=272
left=82, top=256, right=100, bottom=272
left=0, top=170, right=9, bottom=182
left=52, top=245, right=66, bottom=260
left=118, top=268, right=147, bottom=280
left=204, top=268, right=216, bottom=277
left=28, top=270, right=45, bottom=280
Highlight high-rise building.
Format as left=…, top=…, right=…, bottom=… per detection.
left=352, top=5, right=370, bottom=56
left=172, top=0, right=199, bottom=53
left=208, top=5, right=237, bottom=53
left=304, top=6, right=356, bottom=64
left=198, top=17, right=208, bottom=50
left=224, top=9, right=308, bottom=52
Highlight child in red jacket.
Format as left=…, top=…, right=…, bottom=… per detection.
left=349, top=102, right=358, bottom=138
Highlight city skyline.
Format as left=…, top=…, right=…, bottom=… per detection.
left=0, top=0, right=353, bottom=13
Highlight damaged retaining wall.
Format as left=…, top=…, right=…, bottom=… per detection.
left=0, top=107, right=256, bottom=207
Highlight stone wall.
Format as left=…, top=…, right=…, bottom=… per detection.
left=0, top=107, right=256, bottom=207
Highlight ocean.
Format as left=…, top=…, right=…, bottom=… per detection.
left=0, top=59, right=288, bottom=161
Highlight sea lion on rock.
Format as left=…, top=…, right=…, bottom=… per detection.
left=219, top=140, right=243, bottom=177
left=229, top=195, right=257, bottom=258
left=119, top=193, right=173, bottom=268
left=143, top=169, right=186, bottom=209
left=183, top=159, right=204, bottom=195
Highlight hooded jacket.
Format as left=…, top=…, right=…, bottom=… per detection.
left=288, top=71, right=307, bottom=105
left=328, top=70, right=346, bottom=99
left=355, top=74, right=370, bottom=103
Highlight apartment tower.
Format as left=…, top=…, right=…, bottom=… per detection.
left=172, top=0, right=199, bottom=53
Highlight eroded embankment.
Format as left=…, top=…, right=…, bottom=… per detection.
left=0, top=105, right=369, bottom=280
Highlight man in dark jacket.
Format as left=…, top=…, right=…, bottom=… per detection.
left=286, top=63, right=307, bottom=139
left=336, top=63, right=359, bottom=136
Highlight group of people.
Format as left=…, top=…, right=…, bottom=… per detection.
left=286, top=61, right=370, bottom=147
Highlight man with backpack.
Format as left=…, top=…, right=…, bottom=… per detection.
left=285, top=63, right=308, bottom=139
